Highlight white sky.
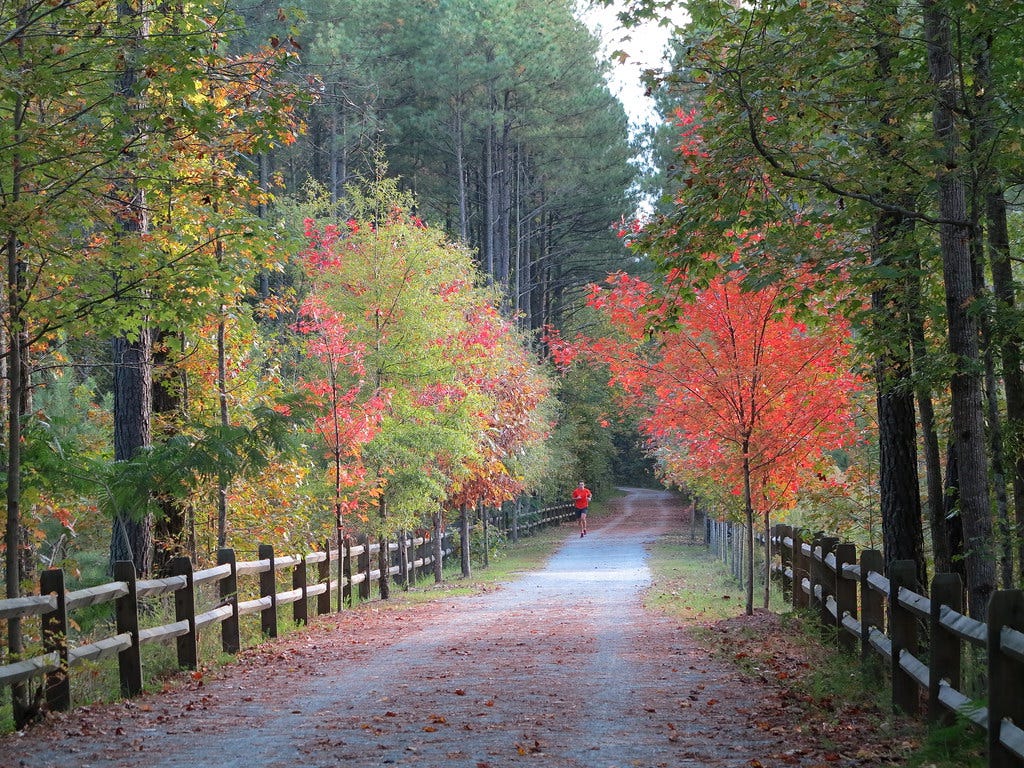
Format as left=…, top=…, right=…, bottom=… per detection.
left=578, top=2, right=679, bottom=130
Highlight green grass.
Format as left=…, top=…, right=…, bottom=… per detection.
left=643, top=533, right=750, bottom=622
left=904, top=717, right=986, bottom=768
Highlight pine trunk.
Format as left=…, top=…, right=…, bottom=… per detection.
left=922, top=0, right=994, bottom=617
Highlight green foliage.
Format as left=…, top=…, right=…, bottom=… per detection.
left=904, top=717, right=986, bottom=768
left=90, top=404, right=303, bottom=525
left=546, top=362, right=620, bottom=500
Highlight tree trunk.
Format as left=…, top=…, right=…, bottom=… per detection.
left=432, top=510, right=443, bottom=584
left=922, top=0, right=994, bottom=617
left=868, top=1, right=927, bottom=587
left=6, top=213, right=35, bottom=727
left=110, top=334, right=154, bottom=577
left=484, top=111, right=495, bottom=280
left=909, top=289, right=948, bottom=574
left=216, top=312, right=229, bottom=548
left=742, top=442, right=754, bottom=616
left=973, top=27, right=1024, bottom=583
left=496, top=111, right=513, bottom=290
left=943, top=440, right=967, bottom=586
left=454, top=103, right=468, bottom=243
left=762, top=511, right=770, bottom=609
left=152, top=331, right=190, bottom=574
left=989, top=188, right=1024, bottom=583
left=916, top=384, right=950, bottom=572
left=875, top=369, right=927, bottom=583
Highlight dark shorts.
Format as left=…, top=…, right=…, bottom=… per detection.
left=576, top=508, right=587, bottom=518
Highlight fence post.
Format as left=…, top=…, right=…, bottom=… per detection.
left=460, top=504, right=471, bottom=578
left=889, top=559, right=919, bottom=715
left=358, top=534, right=371, bottom=601
left=218, top=548, right=240, bottom=654
left=778, top=525, right=793, bottom=603
left=860, top=549, right=884, bottom=669
left=259, top=544, right=278, bottom=638
left=433, top=510, right=444, bottom=583
left=343, top=535, right=354, bottom=608
left=293, top=555, right=308, bottom=626
left=481, top=502, right=490, bottom=568
left=41, top=569, right=70, bottom=712
left=834, top=542, right=857, bottom=654
left=808, top=534, right=823, bottom=614
left=988, top=590, right=1024, bottom=768
left=928, top=573, right=962, bottom=725
left=318, top=539, right=331, bottom=616
left=792, top=530, right=809, bottom=610
left=817, top=537, right=838, bottom=631
left=113, top=560, right=143, bottom=698
left=170, top=557, right=197, bottom=670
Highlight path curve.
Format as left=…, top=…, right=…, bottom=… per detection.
left=7, top=489, right=831, bottom=768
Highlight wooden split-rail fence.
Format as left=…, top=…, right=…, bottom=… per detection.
left=769, top=524, right=1024, bottom=768
left=0, top=501, right=575, bottom=718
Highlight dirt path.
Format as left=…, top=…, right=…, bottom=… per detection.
left=6, top=489, right=878, bottom=768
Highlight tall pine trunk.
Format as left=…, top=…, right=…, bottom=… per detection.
left=868, top=2, right=928, bottom=585
left=109, top=0, right=154, bottom=578
left=110, top=334, right=154, bottom=576
left=973, top=28, right=1024, bottom=583
left=922, top=0, right=994, bottom=617
left=152, top=332, right=191, bottom=574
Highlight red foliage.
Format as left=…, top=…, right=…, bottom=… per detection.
left=569, top=253, right=860, bottom=517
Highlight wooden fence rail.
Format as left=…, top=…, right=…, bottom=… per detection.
left=769, top=524, right=1024, bottom=768
left=0, top=500, right=573, bottom=717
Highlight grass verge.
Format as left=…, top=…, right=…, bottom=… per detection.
left=642, top=534, right=987, bottom=768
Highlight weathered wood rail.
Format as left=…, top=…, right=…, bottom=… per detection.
left=0, top=500, right=574, bottom=717
left=770, top=524, right=1024, bottom=768
left=0, top=532, right=451, bottom=712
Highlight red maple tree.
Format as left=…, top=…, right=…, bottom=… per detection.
left=553, top=252, right=860, bottom=614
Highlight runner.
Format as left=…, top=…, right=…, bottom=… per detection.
left=572, top=480, right=591, bottom=537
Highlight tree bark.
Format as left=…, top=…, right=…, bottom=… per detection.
left=873, top=300, right=927, bottom=587
left=378, top=496, right=390, bottom=600
left=989, top=188, right=1024, bottom=582
left=972, top=27, right=1024, bottom=583
left=109, top=0, right=154, bottom=579
left=742, top=441, right=754, bottom=616
left=922, top=0, right=994, bottom=617
left=459, top=503, right=471, bottom=578
left=110, top=334, right=154, bottom=577
left=152, top=332, right=190, bottom=574
left=868, top=0, right=927, bottom=586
